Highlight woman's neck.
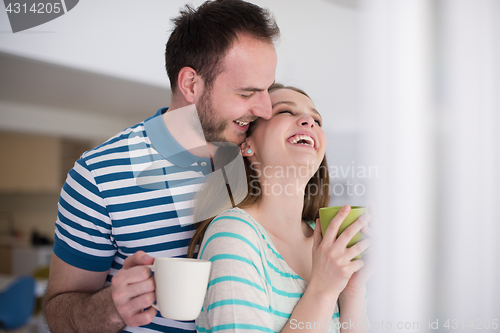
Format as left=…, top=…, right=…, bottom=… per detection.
left=244, top=175, right=310, bottom=241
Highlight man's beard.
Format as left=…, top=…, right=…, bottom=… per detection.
left=196, top=88, right=230, bottom=144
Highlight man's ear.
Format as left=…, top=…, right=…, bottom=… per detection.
left=177, top=67, right=203, bottom=103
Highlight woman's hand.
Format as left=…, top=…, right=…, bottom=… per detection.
left=309, top=205, right=371, bottom=302
left=341, top=223, right=376, bottom=297
left=343, top=204, right=376, bottom=296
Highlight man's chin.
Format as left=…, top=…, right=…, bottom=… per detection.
left=228, top=131, right=247, bottom=145
left=204, top=131, right=243, bottom=145
left=213, top=134, right=245, bottom=146
left=203, top=120, right=249, bottom=144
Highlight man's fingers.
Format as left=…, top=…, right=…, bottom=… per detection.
left=128, top=306, right=157, bottom=327
left=112, top=265, right=153, bottom=289
left=111, top=251, right=157, bottom=327
left=120, top=293, right=157, bottom=327
left=123, top=251, right=155, bottom=270
left=128, top=292, right=157, bottom=316
left=125, top=275, right=156, bottom=299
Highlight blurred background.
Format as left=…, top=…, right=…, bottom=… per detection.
left=0, top=0, right=498, bottom=332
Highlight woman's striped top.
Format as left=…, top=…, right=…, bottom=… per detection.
left=196, top=208, right=340, bottom=333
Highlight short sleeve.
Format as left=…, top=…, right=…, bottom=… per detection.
left=53, top=157, right=116, bottom=272
left=196, top=210, right=274, bottom=333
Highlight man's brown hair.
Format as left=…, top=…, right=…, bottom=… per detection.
left=165, top=0, right=280, bottom=92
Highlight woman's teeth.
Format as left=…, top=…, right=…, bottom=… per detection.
left=288, top=134, right=315, bottom=148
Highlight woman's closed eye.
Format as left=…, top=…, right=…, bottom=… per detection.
left=278, top=110, right=322, bottom=126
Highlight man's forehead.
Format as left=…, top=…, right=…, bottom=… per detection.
left=217, top=44, right=276, bottom=87
left=221, top=35, right=276, bottom=66
left=229, top=32, right=276, bottom=52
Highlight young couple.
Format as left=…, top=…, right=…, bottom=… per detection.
left=44, top=1, right=372, bottom=332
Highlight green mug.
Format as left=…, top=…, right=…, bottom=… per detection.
left=319, top=206, right=369, bottom=260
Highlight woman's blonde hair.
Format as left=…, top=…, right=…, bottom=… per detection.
left=187, top=83, right=330, bottom=258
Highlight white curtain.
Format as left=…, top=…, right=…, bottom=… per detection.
left=359, top=0, right=500, bottom=330
left=435, top=0, right=500, bottom=323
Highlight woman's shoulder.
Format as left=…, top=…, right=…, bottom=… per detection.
left=205, top=207, right=263, bottom=239
left=199, top=208, right=266, bottom=260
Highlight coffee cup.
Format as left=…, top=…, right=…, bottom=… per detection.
left=319, top=206, right=368, bottom=260
left=149, top=257, right=211, bottom=321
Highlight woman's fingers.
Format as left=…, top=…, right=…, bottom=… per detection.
left=310, top=207, right=374, bottom=296
left=360, top=225, right=375, bottom=238
left=336, top=213, right=371, bottom=249
left=350, top=258, right=365, bottom=273
left=346, top=238, right=371, bottom=260
left=312, top=218, right=322, bottom=254
left=322, top=205, right=351, bottom=243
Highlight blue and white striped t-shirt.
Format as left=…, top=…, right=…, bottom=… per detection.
left=54, top=108, right=213, bottom=333
left=196, top=208, right=340, bottom=333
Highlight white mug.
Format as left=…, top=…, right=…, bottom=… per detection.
left=149, top=257, right=211, bottom=321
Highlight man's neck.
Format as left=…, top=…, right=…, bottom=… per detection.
left=163, top=100, right=210, bottom=158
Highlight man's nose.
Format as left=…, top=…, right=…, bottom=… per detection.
left=250, top=91, right=272, bottom=120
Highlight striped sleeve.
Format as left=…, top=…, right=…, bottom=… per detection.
left=53, top=157, right=116, bottom=272
left=196, top=212, right=274, bottom=333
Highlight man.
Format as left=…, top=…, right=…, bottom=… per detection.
left=43, top=1, right=279, bottom=332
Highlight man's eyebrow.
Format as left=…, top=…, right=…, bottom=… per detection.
left=239, top=87, right=265, bottom=92
left=272, top=101, right=322, bottom=118
left=238, top=81, right=275, bottom=92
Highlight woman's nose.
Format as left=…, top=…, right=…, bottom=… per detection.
left=298, top=115, right=315, bottom=128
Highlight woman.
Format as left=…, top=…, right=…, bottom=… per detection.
left=189, top=84, right=373, bottom=333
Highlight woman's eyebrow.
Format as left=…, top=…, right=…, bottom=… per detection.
left=310, top=108, right=321, bottom=118
left=272, top=100, right=296, bottom=108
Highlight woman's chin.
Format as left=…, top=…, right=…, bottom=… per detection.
left=284, top=155, right=321, bottom=175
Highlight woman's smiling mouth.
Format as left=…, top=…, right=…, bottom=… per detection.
left=287, top=132, right=316, bottom=149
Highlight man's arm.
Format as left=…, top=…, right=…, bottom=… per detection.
left=44, top=251, right=156, bottom=333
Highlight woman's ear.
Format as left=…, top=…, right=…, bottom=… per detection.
left=176, top=67, right=202, bottom=104
left=240, top=141, right=254, bottom=156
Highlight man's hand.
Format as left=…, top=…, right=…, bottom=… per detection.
left=44, top=251, right=157, bottom=333
left=111, top=251, right=157, bottom=327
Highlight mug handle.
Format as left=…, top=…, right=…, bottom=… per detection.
left=146, top=264, right=159, bottom=311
